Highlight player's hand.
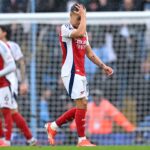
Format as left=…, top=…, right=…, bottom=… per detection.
left=103, top=65, right=113, bottom=76
left=19, top=82, right=28, bottom=95
left=74, top=4, right=86, bottom=16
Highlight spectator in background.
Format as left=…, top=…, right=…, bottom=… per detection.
left=119, top=0, right=137, bottom=11
left=1, top=0, right=28, bottom=13
left=39, top=88, right=51, bottom=127
left=144, top=0, right=150, bottom=10
left=114, top=23, right=146, bottom=103
left=36, top=0, right=67, bottom=12
left=36, top=0, right=55, bottom=12
left=98, top=0, right=110, bottom=11
left=87, top=0, right=111, bottom=12
left=87, top=0, right=100, bottom=11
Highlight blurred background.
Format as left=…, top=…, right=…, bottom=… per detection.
left=0, top=0, right=149, bottom=13
left=1, top=0, right=150, bottom=146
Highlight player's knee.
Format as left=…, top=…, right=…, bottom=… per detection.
left=11, top=109, right=18, bottom=114
left=75, top=98, right=87, bottom=109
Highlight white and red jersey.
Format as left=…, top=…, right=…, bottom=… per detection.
left=0, top=41, right=18, bottom=94
left=7, top=41, right=24, bottom=82
left=59, top=23, right=89, bottom=77
left=7, top=41, right=23, bottom=61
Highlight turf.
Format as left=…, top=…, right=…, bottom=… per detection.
left=1, top=146, right=150, bottom=150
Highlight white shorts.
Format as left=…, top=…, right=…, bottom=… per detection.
left=0, top=86, right=18, bottom=109
left=62, top=74, right=89, bottom=100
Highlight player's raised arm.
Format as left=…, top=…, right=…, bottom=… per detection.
left=0, top=43, right=16, bottom=77
left=86, top=44, right=113, bottom=76
left=70, top=4, right=86, bottom=38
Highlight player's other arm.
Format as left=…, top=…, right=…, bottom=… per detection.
left=17, top=57, right=28, bottom=95
left=0, top=47, right=16, bottom=77
left=17, top=57, right=26, bottom=83
left=70, top=4, right=86, bottom=38
left=86, top=45, right=113, bottom=76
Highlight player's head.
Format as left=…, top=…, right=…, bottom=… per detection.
left=0, top=25, right=11, bottom=41
left=70, top=3, right=85, bottom=28
left=91, top=89, right=104, bottom=105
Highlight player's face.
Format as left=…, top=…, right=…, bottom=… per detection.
left=70, top=13, right=81, bottom=29
left=0, top=28, right=6, bottom=40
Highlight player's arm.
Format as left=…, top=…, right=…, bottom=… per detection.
left=17, top=57, right=26, bottom=83
left=11, top=42, right=28, bottom=94
left=86, top=45, right=113, bottom=76
left=70, top=4, right=86, bottom=38
left=0, top=46, right=16, bottom=77
left=11, top=42, right=27, bottom=83
left=17, top=57, right=28, bottom=95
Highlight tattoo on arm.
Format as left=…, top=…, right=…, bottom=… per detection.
left=90, top=55, right=105, bottom=69
left=90, top=55, right=95, bottom=60
left=18, top=59, right=27, bottom=83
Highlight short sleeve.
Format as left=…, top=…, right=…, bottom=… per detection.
left=0, top=43, right=14, bottom=64
left=61, top=24, right=74, bottom=38
left=8, top=41, right=23, bottom=61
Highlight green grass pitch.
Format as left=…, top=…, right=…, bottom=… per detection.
left=1, top=146, right=150, bottom=150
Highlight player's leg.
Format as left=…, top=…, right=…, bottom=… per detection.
left=45, top=75, right=78, bottom=145
left=45, top=74, right=95, bottom=146
left=0, top=117, right=4, bottom=139
left=11, top=95, right=37, bottom=146
left=0, top=87, right=14, bottom=146
left=45, top=107, right=76, bottom=145
left=71, top=75, right=95, bottom=146
left=75, top=98, right=87, bottom=140
left=75, top=98, right=95, bottom=146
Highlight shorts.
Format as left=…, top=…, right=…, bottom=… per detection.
left=62, top=74, right=89, bottom=100
left=0, top=86, right=18, bottom=109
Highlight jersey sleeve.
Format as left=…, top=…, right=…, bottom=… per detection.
left=9, top=42, right=23, bottom=61
left=0, top=43, right=16, bottom=77
left=0, top=44, right=14, bottom=64
left=61, top=24, right=74, bottom=38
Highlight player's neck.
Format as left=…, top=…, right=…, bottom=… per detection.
left=1, top=38, right=7, bottom=43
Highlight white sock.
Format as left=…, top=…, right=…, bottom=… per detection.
left=51, top=121, right=59, bottom=131
left=5, top=140, right=11, bottom=146
left=78, top=136, right=86, bottom=143
left=27, top=137, right=35, bottom=143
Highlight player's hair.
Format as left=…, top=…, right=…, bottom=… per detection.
left=70, top=3, right=85, bottom=13
left=0, top=25, right=11, bottom=40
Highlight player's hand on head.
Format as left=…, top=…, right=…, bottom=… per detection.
left=74, top=4, right=86, bottom=16
left=19, top=82, right=28, bottom=95
left=103, top=65, right=113, bottom=76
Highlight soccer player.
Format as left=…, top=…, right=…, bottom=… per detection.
left=45, top=3, right=113, bottom=146
left=0, top=25, right=37, bottom=146
left=0, top=40, right=16, bottom=146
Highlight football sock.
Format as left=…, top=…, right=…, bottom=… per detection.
left=12, top=112, right=32, bottom=140
left=75, top=108, right=86, bottom=137
left=51, top=122, right=59, bottom=131
left=56, top=107, right=76, bottom=127
left=5, top=140, right=11, bottom=146
left=78, top=136, right=86, bottom=143
left=0, top=118, right=4, bottom=138
left=1, top=108, right=12, bottom=141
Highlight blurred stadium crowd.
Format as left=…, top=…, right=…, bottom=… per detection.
left=0, top=0, right=150, bottom=13
left=1, top=0, right=150, bottom=146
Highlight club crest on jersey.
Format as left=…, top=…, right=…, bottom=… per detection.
left=80, top=91, right=85, bottom=95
